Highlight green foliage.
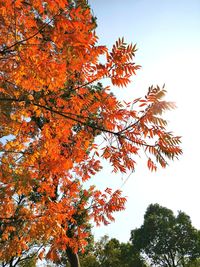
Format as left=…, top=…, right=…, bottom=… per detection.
left=79, top=254, right=100, bottom=267
left=78, top=235, right=146, bottom=267
left=186, top=258, right=200, bottom=267
left=131, top=204, right=200, bottom=267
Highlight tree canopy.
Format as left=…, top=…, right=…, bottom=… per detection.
left=130, top=204, right=200, bottom=267
left=0, top=0, right=182, bottom=266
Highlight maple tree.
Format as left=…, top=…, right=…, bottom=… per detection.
left=0, top=0, right=182, bottom=266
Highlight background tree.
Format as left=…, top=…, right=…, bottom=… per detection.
left=0, top=0, right=182, bottom=266
left=130, top=204, right=200, bottom=267
left=95, top=236, right=146, bottom=267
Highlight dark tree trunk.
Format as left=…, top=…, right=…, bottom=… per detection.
left=66, top=247, right=80, bottom=267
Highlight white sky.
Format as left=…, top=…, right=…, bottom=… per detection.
left=88, top=0, right=200, bottom=242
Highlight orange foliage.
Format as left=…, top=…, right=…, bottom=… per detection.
left=0, top=0, right=182, bottom=264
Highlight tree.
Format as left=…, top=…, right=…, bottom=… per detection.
left=0, top=0, right=182, bottom=266
left=96, top=236, right=146, bottom=267
left=130, top=204, right=200, bottom=267
left=79, top=235, right=146, bottom=267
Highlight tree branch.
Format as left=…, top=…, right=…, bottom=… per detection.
left=0, top=97, right=160, bottom=150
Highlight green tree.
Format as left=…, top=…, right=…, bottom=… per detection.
left=130, top=204, right=200, bottom=267
left=79, top=235, right=147, bottom=267
left=79, top=253, right=100, bottom=267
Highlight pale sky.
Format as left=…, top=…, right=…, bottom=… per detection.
left=88, top=0, right=200, bottom=242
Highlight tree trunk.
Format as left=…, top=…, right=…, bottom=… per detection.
left=66, top=247, right=80, bottom=267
